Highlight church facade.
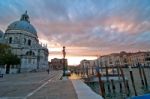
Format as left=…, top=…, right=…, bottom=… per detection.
left=0, top=11, right=49, bottom=74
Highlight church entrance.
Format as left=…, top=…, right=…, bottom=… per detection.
left=6, top=65, right=10, bottom=74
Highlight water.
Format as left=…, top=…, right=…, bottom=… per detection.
left=86, top=68, right=150, bottom=99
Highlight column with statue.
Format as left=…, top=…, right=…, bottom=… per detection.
left=62, top=46, right=67, bottom=76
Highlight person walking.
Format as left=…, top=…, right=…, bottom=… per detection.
left=47, top=69, right=50, bottom=74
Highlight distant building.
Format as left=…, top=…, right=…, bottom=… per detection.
left=97, top=51, right=150, bottom=68
left=79, top=51, right=150, bottom=75
left=79, top=51, right=150, bottom=76
left=128, top=51, right=150, bottom=67
left=51, top=58, right=68, bottom=70
left=98, top=51, right=129, bottom=68
left=79, top=59, right=96, bottom=76
left=0, top=11, right=49, bottom=74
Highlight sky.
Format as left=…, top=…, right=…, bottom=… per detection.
left=0, top=0, right=150, bottom=65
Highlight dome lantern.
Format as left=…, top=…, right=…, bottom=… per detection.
left=20, top=11, right=30, bottom=23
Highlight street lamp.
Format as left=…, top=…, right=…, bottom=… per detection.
left=62, top=46, right=66, bottom=76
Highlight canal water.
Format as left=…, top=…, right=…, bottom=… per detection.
left=86, top=68, right=150, bottom=99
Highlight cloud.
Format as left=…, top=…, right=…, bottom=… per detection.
left=0, top=0, right=150, bottom=61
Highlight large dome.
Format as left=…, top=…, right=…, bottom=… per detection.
left=7, top=20, right=37, bottom=36
left=6, top=11, right=37, bottom=37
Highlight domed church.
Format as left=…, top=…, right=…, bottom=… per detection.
left=0, top=11, right=49, bottom=74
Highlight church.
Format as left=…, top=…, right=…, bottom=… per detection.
left=0, top=11, right=49, bottom=74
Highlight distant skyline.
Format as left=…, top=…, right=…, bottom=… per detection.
left=0, top=0, right=150, bottom=65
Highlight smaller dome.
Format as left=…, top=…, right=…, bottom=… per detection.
left=0, top=30, right=4, bottom=38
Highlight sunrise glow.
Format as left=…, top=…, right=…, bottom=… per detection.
left=0, top=0, right=150, bottom=65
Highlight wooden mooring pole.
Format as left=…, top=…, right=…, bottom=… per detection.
left=119, top=66, right=128, bottom=96
left=96, top=67, right=105, bottom=98
left=138, top=63, right=145, bottom=87
left=141, top=64, right=148, bottom=90
left=111, top=79, right=116, bottom=95
left=129, top=66, right=137, bottom=96
left=126, top=80, right=130, bottom=96
left=105, top=65, right=111, bottom=94
left=117, top=65, right=123, bottom=93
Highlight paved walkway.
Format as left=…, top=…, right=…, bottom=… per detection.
left=28, top=74, right=103, bottom=99
left=0, top=72, right=103, bottom=99
left=29, top=79, right=78, bottom=99
left=0, top=71, right=63, bottom=99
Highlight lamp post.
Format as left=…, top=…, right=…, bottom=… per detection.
left=62, top=46, right=66, bottom=76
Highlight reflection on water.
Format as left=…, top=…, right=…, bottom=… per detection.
left=69, top=73, right=81, bottom=80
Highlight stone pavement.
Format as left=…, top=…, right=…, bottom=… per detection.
left=0, top=70, right=63, bottom=99
left=28, top=79, right=78, bottom=99
left=0, top=71, right=103, bottom=99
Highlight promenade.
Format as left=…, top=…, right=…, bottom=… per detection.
left=0, top=71, right=102, bottom=99
left=0, top=70, right=74, bottom=99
